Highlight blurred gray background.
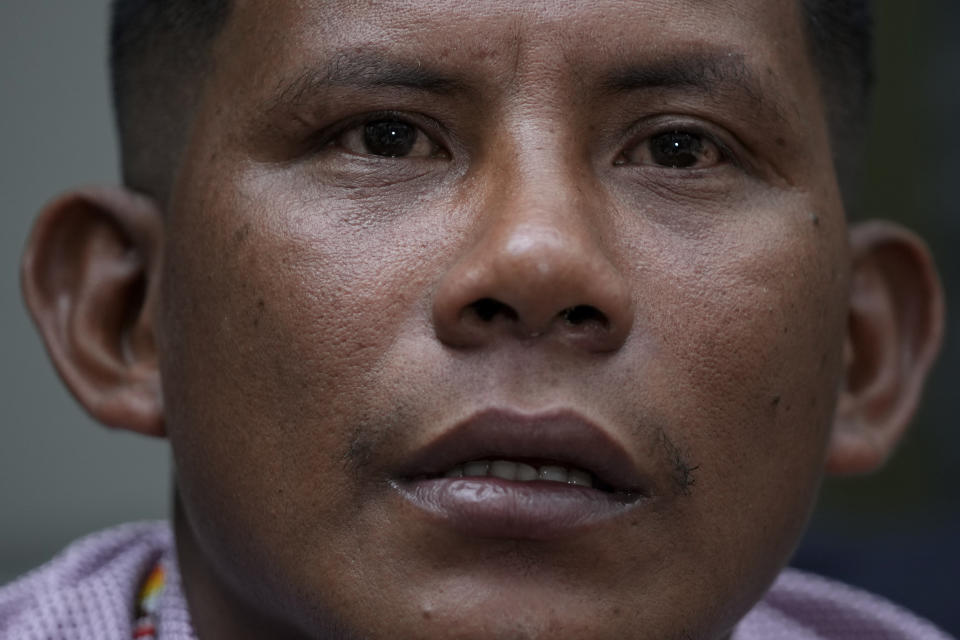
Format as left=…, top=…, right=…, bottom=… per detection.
left=1, top=0, right=956, bottom=635
left=0, top=0, right=171, bottom=582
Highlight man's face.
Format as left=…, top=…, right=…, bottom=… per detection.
left=160, top=0, right=849, bottom=637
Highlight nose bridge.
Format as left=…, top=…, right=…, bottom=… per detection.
left=432, top=139, right=634, bottom=352
left=486, top=111, right=605, bottom=272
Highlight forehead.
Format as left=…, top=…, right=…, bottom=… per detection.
left=217, top=0, right=812, bottom=100
left=227, top=0, right=803, bottom=44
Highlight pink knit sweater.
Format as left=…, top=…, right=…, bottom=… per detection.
left=0, top=522, right=952, bottom=639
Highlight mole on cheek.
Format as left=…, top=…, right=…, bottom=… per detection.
left=231, top=222, right=252, bottom=248
left=253, top=298, right=266, bottom=328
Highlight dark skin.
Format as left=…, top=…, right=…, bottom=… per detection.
left=21, top=1, right=944, bottom=638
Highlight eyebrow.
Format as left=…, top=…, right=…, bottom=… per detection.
left=266, top=53, right=469, bottom=115
left=599, top=52, right=786, bottom=122
left=262, top=50, right=788, bottom=130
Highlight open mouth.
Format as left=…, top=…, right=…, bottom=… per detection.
left=422, top=458, right=621, bottom=493
left=392, top=409, right=652, bottom=540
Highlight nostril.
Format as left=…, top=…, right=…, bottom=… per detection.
left=560, top=305, right=609, bottom=328
left=469, top=298, right=519, bottom=323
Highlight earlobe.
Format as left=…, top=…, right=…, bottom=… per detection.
left=826, top=221, right=945, bottom=475
left=21, top=187, right=166, bottom=437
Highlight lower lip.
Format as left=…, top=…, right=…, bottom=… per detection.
left=393, top=477, right=644, bottom=540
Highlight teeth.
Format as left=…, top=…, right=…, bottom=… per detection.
left=539, top=465, right=568, bottom=483
left=567, top=469, right=592, bottom=487
left=462, top=460, right=491, bottom=477
left=489, top=460, right=518, bottom=481
left=515, top=462, right=538, bottom=482
left=441, top=460, right=595, bottom=488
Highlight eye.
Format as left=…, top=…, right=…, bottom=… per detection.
left=335, top=119, right=447, bottom=159
left=619, top=130, right=724, bottom=169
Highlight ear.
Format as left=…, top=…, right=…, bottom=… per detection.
left=826, top=220, right=945, bottom=475
left=21, top=187, right=165, bottom=437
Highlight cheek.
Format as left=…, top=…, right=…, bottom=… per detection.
left=639, top=206, right=848, bottom=566
left=657, top=232, right=843, bottom=425
left=156, top=181, right=451, bottom=564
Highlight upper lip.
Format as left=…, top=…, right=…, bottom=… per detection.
left=396, top=408, right=650, bottom=494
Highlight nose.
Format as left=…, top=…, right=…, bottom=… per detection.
left=432, top=181, right=634, bottom=353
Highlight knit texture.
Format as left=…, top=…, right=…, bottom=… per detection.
left=0, top=523, right=192, bottom=640
left=0, top=522, right=953, bottom=639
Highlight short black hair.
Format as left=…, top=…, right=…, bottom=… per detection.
left=802, top=0, right=875, bottom=212
left=109, top=0, right=874, bottom=208
left=110, top=0, right=230, bottom=204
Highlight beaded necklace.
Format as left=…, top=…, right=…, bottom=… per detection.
left=133, top=563, right=166, bottom=639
